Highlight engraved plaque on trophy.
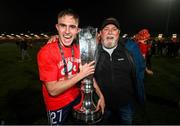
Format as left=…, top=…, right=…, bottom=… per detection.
left=73, top=26, right=102, bottom=124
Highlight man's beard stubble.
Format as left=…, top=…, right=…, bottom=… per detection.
left=103, top=37, right=117, bottom=49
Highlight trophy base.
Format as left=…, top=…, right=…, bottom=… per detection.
left=73, top=109, right=102, bottom=124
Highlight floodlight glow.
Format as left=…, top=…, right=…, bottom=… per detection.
left=158, top=0, right=175, bottom=2
left=34, top=35, right=41, bottom=39
left=122, top=34, right=128, bottom=38
left=6, top=35, right=14, bottom=39
left=25, top=35, right=32, bottom=38
left=172, top=34, right=177, bottom=38
left=43, top=35, right=49, bottom=38
left=158, top=34, right=163, bottom=39
left=16, top=35, right=22, bottom=39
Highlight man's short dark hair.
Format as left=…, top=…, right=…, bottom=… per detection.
left=57, top=9, right=79, bottom=24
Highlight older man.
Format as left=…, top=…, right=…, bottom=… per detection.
left=94, top=18, right=146, bottom=124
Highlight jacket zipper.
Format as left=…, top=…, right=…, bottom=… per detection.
left=110, top=55, right=112, bottom=61
left=110, top=54, right=114, bottom=84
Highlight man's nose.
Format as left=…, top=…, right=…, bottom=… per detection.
left=108, top=29, right=113, bottom=34
left=65, top=26, right=70, bottom=33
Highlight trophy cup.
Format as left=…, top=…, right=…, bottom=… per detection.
left=73, top=27, right=102, bottom=124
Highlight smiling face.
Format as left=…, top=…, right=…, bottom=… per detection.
left=56, top=15, right=80, bottom=47
left=100, top=24, right=120, bottom=49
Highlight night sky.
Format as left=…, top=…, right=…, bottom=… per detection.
left=1, top=0, right=180, bottom=35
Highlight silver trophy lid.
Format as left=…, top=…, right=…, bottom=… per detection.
left=78, top=26, right=98, bottom=64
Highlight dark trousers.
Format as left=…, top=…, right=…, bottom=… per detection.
left=47, top=95, right=80, bottom=125
left=100, top=102, right=135, bottom=125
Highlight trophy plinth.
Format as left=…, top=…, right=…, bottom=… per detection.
left=73, top=108, right=102, bottom=124
left=73, top=79, right=102, bottom=124
left=73, top=27, right=102, bottom=124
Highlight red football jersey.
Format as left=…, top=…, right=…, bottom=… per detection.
left=37, top=40, right=80, bottom=110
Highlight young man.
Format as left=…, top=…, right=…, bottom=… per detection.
left=37, top=9, right=104, bottom=125
left=94, top=18, right=146, bottom=124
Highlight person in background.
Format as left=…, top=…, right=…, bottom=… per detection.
left=19, top=38, right=30, bottom=61
left=134, top=29, right=153, bottom=75
left=37, top=9, right=105, bottom=125
left=94, top=17, right=146, bottom=124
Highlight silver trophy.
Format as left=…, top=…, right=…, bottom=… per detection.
left=73, top=27, right=102, bottom=124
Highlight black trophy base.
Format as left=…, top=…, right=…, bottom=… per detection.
left=73, top=109, right=102, bottom=124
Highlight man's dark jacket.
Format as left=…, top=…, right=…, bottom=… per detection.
left=94, top=38, right=146, bottom=109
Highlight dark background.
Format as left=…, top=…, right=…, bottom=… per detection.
left=0, top=0, right=180, bottom=35
left=0, top=0, right=180, bottom=124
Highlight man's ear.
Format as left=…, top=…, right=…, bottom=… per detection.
left=55, top=24, right=59, bottom=31
left=77, top=28, right=81, bottom=33
left=99, top=30, right=102, bottom=35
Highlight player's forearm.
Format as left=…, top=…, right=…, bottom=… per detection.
left=45, top=72, right=85, bottom=96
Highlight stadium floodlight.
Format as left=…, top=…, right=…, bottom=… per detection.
left=172, top=34, right=177, bottom=38
left=34, top=35, right=41, bottom=39
left=122, top=34, right=128, bottom=38
left=158, top=34, right=163, bottom=39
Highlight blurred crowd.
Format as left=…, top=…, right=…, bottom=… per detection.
left=150, top=37, right=180, bottom=57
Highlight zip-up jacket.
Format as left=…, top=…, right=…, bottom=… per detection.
left=94, top=39, right=138, bottom=109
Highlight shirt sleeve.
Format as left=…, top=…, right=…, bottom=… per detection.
left=37, top=48, right=58, bottom=82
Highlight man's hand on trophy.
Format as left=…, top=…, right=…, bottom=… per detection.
left=47, top=35, right=58, bottom=44
left=79, top=61, right=95, bottom=79
left=96, top=96, right=105, bottom=114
